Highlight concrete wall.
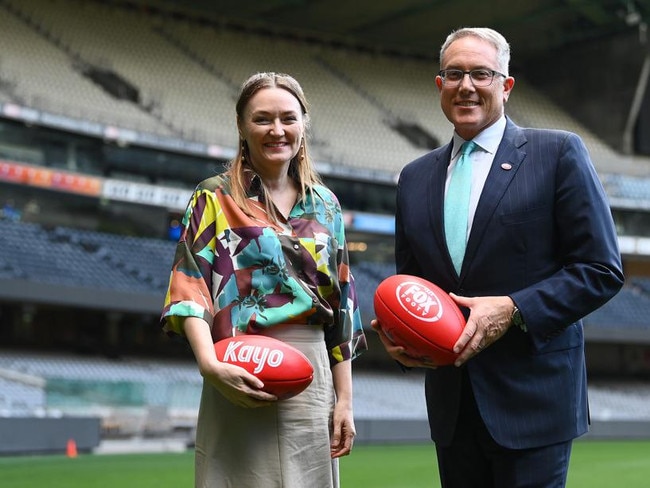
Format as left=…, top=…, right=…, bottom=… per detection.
left=356, top=419, right=431, bottom=445
left=354, top=418, right=650, bottom=446
left=0, top=417, right=101, bottom=455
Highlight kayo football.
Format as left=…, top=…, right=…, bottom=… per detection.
left=214, top=335, right=314, bottom=400
left=374, top=274, right=466, bottom=365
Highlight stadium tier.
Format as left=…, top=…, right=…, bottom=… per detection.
left=0, top=218, right=648, bottom=336
left=2, top=0, right=649, bottom=178
left=2, top=349, right=650, bottom=433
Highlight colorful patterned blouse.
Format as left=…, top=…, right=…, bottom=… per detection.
left=161, top=173, right=367, bottom=365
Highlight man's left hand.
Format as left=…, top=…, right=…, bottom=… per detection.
left=451, top=294, right=515, bottom=366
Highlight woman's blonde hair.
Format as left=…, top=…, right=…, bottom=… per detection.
left=227, top=72, right=322, bottom=221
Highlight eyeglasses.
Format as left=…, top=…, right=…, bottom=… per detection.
left=438, top=69, right=506, bottom=87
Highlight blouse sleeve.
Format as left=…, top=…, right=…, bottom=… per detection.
left=160, top=187, right=219, bottom=337
left=320, top=188, right=367, bottom=365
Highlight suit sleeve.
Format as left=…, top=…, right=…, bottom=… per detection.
left=510, top=132, right=624, bottom=349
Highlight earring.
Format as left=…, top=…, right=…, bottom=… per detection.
left=299, top=141, right=305, bottom=161
left=241, top=140, right=246, bottom=163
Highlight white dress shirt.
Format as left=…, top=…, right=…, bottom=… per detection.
left=445, top=115, right=507, bottom=239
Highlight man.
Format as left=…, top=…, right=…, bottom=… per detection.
left=373, top=27, right=624, bottom=487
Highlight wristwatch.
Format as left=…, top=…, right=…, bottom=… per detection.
left=511, top=306, right=527, bottom=332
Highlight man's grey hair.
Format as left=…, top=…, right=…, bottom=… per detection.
left=439, top=27, right=511, bottom=75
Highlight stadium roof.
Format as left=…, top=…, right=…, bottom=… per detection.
left=135, top=0, right=650, bottom=61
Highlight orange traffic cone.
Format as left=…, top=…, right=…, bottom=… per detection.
left=66, top=438, right=78, bottom=458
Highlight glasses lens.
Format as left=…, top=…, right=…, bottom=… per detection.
left=470, top=70, right=493, bottom=86
left=443, top=70, right=463, bottom=84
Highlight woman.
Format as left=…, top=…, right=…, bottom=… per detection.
left=161, top=72, right=367, bottom=488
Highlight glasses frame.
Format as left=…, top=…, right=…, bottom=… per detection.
left=438, top=69, right=507, bottom=87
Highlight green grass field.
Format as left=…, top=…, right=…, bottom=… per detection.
left=1, top=440, right=649, bottom=487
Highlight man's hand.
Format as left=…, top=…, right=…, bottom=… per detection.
left=371, top=319, right=439, bottom=369
left=451, top=294, right=515, bottom=366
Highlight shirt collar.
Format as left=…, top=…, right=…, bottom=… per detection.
left=452, top=115, right=507, bottom=158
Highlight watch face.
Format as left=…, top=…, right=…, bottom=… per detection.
left=512, top=308, right=527, bottom=331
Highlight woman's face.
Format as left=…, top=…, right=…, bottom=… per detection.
left=238, top=87, right=305, bottom=174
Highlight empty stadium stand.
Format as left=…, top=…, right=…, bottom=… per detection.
left=0, top=0, right=649, bottom=450
left=3, top=0, right=649, bottom=178
left=0, top=219, right=173, bottom=294
left=4, top=215, right=646, bottom=346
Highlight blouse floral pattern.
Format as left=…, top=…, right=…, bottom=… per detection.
left=161, top=173, right=367, bottom=365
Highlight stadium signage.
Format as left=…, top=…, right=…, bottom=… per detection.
left=102, top=179, right=191, bottom=210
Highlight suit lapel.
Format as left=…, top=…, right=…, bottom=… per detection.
left=429, top=143, right=454, bottom=270
left=462, top=121, right=527, bottom=277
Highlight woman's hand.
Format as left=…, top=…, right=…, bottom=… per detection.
left=330, top=360, right=356, bottom=458
left=330, top=398, right=356, bottom=458
left=183, top=317, right=277, bottom=407
left=203, top=360, right=277, bottom=407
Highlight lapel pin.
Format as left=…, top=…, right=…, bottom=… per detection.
left=501, top=163, right=513, bottom=170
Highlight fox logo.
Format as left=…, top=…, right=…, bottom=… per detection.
left=223, top=341, right=284, bottom=373
left=396, top=282, right=443, bottom=322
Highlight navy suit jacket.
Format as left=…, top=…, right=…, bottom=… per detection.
left=395, top=118, right=624, bottom=449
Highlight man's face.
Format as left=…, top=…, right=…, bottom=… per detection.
left=436, top=36, right=515, bottom=140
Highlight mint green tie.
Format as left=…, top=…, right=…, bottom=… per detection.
left=445, top=141, right=477, bottom=274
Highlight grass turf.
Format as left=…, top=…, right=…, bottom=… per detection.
left=1, top=440, right=649, bottom=487
left=340, top=440, right=650, bottom=487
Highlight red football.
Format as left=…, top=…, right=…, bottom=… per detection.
left=214, top=335, right=314, bottom=400
left=374, top=274, right=466, bottom=365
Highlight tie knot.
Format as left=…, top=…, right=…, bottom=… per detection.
left=461, top=140, right=477, bottom=157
